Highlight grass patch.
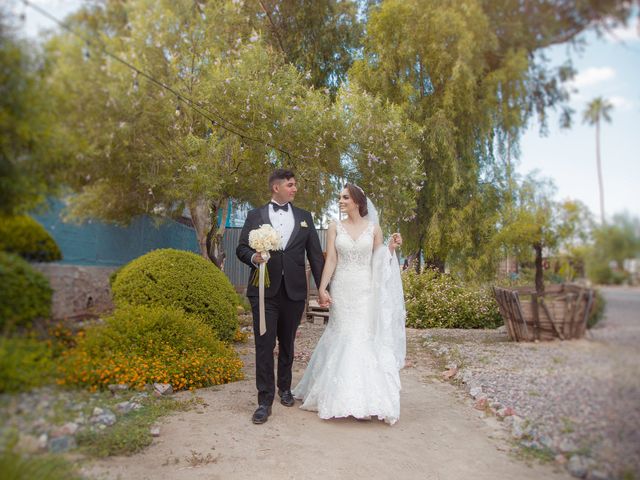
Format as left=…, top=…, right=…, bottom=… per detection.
left=515, top=443, right=556, bottom=464
left=0, top=447, right=82, bottom=480
left=77, top=395, right=201, bottom=457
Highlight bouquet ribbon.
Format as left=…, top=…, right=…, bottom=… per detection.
left=258, top=251, right=270, bottom=336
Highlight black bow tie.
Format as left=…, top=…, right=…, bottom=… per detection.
left=271, top=202, right=289, bottom=212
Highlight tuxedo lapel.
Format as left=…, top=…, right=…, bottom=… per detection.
left=260, top=204, right=272, bottom=226
left=285, top=206, right=301, bottom=250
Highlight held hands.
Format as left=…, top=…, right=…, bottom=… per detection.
left=389, top=232, right=403, bottom=252
left=319, top=289, right=332, bottom=308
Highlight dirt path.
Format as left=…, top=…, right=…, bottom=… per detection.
left=84, top=325, right=570, bottom=480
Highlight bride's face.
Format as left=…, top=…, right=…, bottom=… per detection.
left=338, top=188, right=358, bottom=215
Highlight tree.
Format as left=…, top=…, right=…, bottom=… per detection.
left=242, top=0, right=363, bottom=95
left=583, top=97, right=613, bottom=225
left=47, top=0, right=344, bottom=267
left=350, top=0, right=632, bottom=273
left=0, top=8, right=70, bottom=215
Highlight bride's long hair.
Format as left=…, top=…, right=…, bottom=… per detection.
left=344, top=184, right=368, bottom=217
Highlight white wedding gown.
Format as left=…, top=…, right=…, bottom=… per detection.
left=292, top=220, right=406, bottom=425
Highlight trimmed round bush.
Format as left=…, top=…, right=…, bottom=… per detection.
left=111, top=249, right=239, bottom=342
left=403, top=268, right=503, bottom=329
left=58, top=305, right=244, bottom=391
left=0, top=215, right=62, bottom=262
left=0, top=252, right=52, bottom=330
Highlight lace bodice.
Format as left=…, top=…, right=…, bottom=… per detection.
left=334, top=220, right=374, bottom=275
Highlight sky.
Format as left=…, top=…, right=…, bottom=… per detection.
left=14, top=1, right=640, bottom=221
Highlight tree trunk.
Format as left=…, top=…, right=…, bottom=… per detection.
left=425, top=257, right=445, bottom=273
left=206, top=197, right=229, bottom=270
left=595, top=118, right=606, bottom=225
left=533, top=242, right=544, bottom=295
left=189, top=198, right=212, bottom=261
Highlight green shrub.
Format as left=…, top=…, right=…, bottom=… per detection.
left=111, top=249, right=239, bottom=342
left=0, top=449, right=82, bottom=480
left=587, top=289, right=606, bottom=329
left=402, top=268, right=503, bottom=329
left=0, top=215, right=62, bottom=262
left=0, top=252, right=52, bottom=331
left=58, top=305, right=243, bottom=391
left=0, top=337, right=55, bottom=393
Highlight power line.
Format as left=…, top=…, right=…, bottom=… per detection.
left=21, top=0, right=309, bottom=164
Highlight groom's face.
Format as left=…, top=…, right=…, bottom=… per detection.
left=272, top=177, right=297, bottom=204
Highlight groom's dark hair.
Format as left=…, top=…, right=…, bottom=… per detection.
left=269, top=169, right=295, bottom=191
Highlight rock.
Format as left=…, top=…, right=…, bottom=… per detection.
left=470, top=386, right=483, bottom=399
left=50, top=422, right=79, bottom=438
left=92, top=406, right=104, bottom=416
left=567, top=455, right=591, bottom=479
left=442, top=367, right=458, bottom=380
left=555, top=454, right=568, bottom=465
left=520, top=439, right=542, bottom=450
left=116, top=401, right=139, bottom=414
left=16, top=434, right=41, bottom=454
left=108, top=383, right=130, bottom=393
left=586, top=470, right=609, bottom=480
left=474, top=397, right=488, bottom=410
left=511, top=416, right=527, bottom=439
left=497, top=406, right=516, bottom=418
left=538, top=434, right=554, bottom=450
left=153, top=383, right=173, bottom=396
left=90, top=408, right=117, bottom=426
left=37, top=433, right=48, bottom=450
left=150, top=426, right=161, bottom=437
left=558, top=438, right=578, bottom=453
left=48, top=435, right=77, bottom=453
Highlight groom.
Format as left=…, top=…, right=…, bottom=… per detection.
left=236, top=169, right=325, bottom=424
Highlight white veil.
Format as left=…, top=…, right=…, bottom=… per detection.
left=362, top=193, right=406, bottom=375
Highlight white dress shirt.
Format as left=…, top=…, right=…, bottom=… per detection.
left=251, top=201, right=295, bottom=267
left=269, top=201, right=295, bottom=248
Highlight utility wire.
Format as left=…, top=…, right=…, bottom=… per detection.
left=22, top=0, right=307, bottom=163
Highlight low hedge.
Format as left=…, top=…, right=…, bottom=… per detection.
left=403, top=268, right=503, bottom=329
left=58, top=305, right=243, bottom=391
left=0, top=337, right=56, bottom=393
left=111, top=249, right=239, bottom=342
left=0, top=252, right=52, bottom=331
left=0, top=215, right=61, bottom=262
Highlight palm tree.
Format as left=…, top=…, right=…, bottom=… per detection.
left=582, top=97, right=613, bottom=225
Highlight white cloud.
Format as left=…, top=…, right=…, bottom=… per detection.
left=609, top=95, right=635, bottom=111
left=605, top=17, right=640, bottom=43
left=570, top=66, right=617, bottom=89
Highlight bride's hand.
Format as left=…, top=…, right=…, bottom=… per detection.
left=389, top=233, right=403, bottom=251
left=319, top=289, right=332, bottom=307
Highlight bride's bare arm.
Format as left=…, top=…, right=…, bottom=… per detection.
left=373, top=224, right=402, bottom=254
left=318, top=222, right=337, bottom=303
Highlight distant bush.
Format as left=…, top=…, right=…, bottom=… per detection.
left=0, top=252, right=52, bottom=331
left=0, top=215, right=61, bottom=262
left=402, top=268, right=503, bottom=329
left=58, top=305, right=243, bottom=391
left=587, top=289, right=606, bottom=329
left=0, top=337, right=55, bottom=393
left=111, top=249, right=239, bottom=342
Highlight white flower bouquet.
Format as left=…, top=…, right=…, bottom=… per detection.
left=248, top=224, right=282, bottom=336
left=249, top=224, right=282, bottom=288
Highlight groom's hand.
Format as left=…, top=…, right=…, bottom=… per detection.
left=251, top=252, right=267, bottom=265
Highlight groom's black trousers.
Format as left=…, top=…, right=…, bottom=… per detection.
left=249, top=282, right=305, bottom=406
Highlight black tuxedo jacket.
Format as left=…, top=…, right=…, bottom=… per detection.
left=236, top=204, right=325, bottom=301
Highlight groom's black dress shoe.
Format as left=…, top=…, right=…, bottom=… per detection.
left=252, top=405, right=272, bottom=424
left=279, top=390, right=295, bottom=407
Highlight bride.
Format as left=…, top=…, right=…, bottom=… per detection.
left=292, top=184, right=406, bottom=425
